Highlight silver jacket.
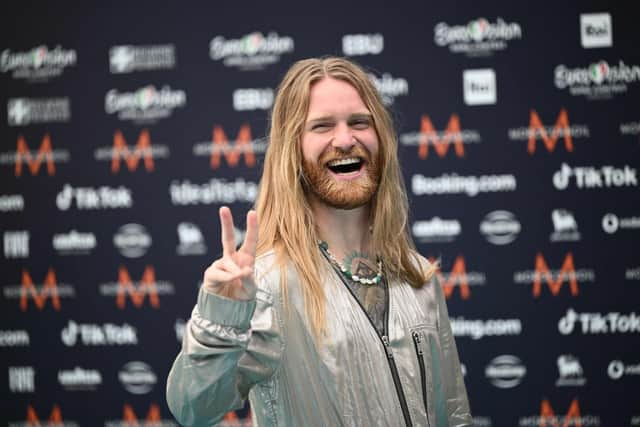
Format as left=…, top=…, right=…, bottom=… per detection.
left=167, top=251, right=472, bottom=426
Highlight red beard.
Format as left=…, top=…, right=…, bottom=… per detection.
left=302, top=145, right=380, bottom=210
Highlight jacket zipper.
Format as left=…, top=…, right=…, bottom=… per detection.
left=321, top=251, right=413, bottom=427
left=412, top=331, right=430, bottom=426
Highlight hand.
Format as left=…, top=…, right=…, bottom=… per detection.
left=202, top=206, right=258, bottom=300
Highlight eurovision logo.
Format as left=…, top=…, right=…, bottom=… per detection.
left=209, top=31, right=294, bottom=70
left=434, top=17, right=522, bottom=57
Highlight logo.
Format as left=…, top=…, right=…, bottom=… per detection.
left=192, top=124, right=267, bottom=169
left=550, top=209, right=581, bottom=242
left=105, top=404, right=177, bottom=427
left=400, top=114, right=481, bottom=159
left=412, top=217, right=461, bottom=243
left=232, top=88, right=273, bottom=111
left=99, top=266, right=175, bottom=309
left=368, top=72, right=409, bottom=105
left=3, top=230, right=29, bottom=258
left=119, top=361, right=157, bottom=394
left=451, top=317, right=522, bottom=340
left=2, top=268, right=75, bottom=311
left=220, top=409, right=252, bottom=427
left=177, top=222, right=207, bottom=255
left=556, top=354, right=587, bottom=386
left=0, top=194, right=24, bottom=212
left=553, top=163, right=638, bottom=190
left=10, top=405, right=78, bottom=427
left=94, top=129, right=170, bottom=173
left=9, top=366, right=35, bottom=392
left=0, top=329, right=30, bottom=347
left=472, top=417, right=493, bottom=427
left=61, top=320, right=138, bottom=346
left=412, top=173, right=517, bottom=197
left=58, top=367, right=102, bottom=390
left=507, top=109, right=590, bottom=154
left=0, top=134, right=70, bottom=176
left=555, top=60, right=640, bottom=99
left=175, top=318, right=185, bottom=343
left=620, top=120, right=640, bottom=140
left=7, top=97, right=71, bottom=126
left=626, top=266, right=640, bottom=281
left=608, top=360, right=640, bottom=380
left=513, top=253, right=595, bottom=297
left=559, top=308, right=640, bottom=335
left=342, top=33, right=384, bottom=56
left=210, top=31, right=294, bottom=70
left=170, top=178, right=258, bottom=205
left=485, top=355, right=526, bottom=388
left=434, top=17, right=522, bottom=57
left=437, top=256, right=486, bottom=300
left=518, top=398, right=600, bottom=427
left=463, top=69, right=497, bottom=105
left=1, top=45, right=77, bottom=81
left=602, top=213, right=640, bottom=234
left=480, top=210, right=521, bottom=245
left=56, top=184, right=133, bottom=210
left=109, top=44, right=176, bottom=73
left=52, top=230, right=96, bottom=255
left=113, top=224, right=151, bottom=258
left=580, top=13, right=612, bottom=48
left=105, top=85, right=186, bottom=123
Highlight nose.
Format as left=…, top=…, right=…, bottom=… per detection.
left=331, top=121, right=355, bottom=151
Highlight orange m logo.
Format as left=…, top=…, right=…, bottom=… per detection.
left=20, top=268, right=60, bottom=311
left=112, top=129, right=154, bottom=173
left=122, top=403, right=162, bottom=424
left=26, top=404, right=63, bottom=425
left=116, top=266, right=160, bottom=309
left=539, top=398, right=582, bottom=427
left=15, top=134, right=55, bottom=176
left=532, top=253, right=579, bottom=297
left=418, top=114, right=464, bottom=159
left=223, top=408, right=252, bottom=425
left=437, top=256, right=471, bottom=300
left=210, top=124, right=256, bottom=168
left=527, top=109, right=574, bottom=154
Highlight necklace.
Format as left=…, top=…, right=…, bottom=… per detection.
left=318, top=240, right=383, bottom=286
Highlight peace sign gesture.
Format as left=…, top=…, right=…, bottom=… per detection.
left=202, top=206, right=258, bottom=300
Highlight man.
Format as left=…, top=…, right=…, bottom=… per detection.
left=167, top=57, right=471, bottom=426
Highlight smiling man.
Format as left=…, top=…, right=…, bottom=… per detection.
left=167, top=57, right=471, bottom=427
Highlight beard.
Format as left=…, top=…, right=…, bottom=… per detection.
left=302, top=145, right=381, bottom=210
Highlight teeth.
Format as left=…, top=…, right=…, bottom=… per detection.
left=327, top=157, right=360, bottom=167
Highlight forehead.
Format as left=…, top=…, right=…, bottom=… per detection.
left=306, top=77, right=369, bottom=118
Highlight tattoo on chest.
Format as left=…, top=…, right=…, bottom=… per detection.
left=344, top=252, right=376, bottom=276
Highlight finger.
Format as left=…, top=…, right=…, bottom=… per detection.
left=208, top=270, right=246, bottom=284
left=219, top=206, right=236, bottom=257
left=217, top=258, right=242, bottom=274
left=239, top=210, right=258, bottom=256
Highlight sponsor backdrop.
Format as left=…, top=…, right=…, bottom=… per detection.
left=1, top=2, right=639, bottom=426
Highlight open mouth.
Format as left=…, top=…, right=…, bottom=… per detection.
left=326, top=157, right=364, bottom=174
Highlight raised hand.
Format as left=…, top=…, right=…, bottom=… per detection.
left=202, top=206, right=258, bottom=300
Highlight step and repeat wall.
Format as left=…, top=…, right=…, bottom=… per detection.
left=1, top=3, right=638, bottom=426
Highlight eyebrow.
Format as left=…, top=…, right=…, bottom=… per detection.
left=306, top=113, right=373, bottom=124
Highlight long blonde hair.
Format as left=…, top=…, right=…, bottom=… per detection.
left=255, top=57, right=435, bottom=338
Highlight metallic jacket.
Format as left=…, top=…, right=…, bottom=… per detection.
left=167, top=251, right=472, bottom=426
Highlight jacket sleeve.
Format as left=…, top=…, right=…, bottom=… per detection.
left=434, top=274, right=473, bottom=426
left=166, top=272, right=284, bottom=427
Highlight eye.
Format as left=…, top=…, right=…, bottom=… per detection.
left=311, top=122, right=332, bottom=132
left=350, top=118, right=371, bottom=130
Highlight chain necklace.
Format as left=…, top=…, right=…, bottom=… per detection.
left=318, top=240, right=383, bottom=286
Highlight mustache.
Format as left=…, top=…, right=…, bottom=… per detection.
left=319, top=145, right=370, bottom=165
